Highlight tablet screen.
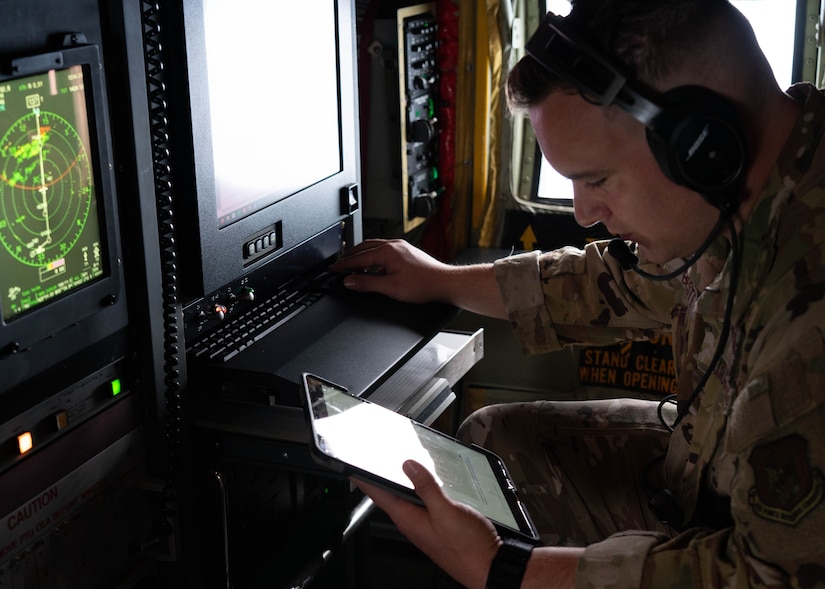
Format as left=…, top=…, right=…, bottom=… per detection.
left=303, top=373, right=537, bottom=541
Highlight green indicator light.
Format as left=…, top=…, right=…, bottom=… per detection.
left=432, top=167, right=439, bottom=180
left=428, top=98, right=435, bottom=118
left=111, top=379, right=122, bottom=397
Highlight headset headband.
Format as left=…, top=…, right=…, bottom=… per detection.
left=525, top=13, right=664, bottom=126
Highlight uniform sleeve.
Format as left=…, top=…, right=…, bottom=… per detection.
left=492, top=242, right=681, bottom=355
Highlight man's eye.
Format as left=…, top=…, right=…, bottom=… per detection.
left=585, top=178, right=607, bottom=189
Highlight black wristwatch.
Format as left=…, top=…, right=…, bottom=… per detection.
left=485, top=537, right=535, bottom=589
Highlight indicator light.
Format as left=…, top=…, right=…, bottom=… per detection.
left=17, top=432, right=33, bottom=455
left=110, top=379, right=122, bottom=397
left=54, top=411, right=69, bottom=431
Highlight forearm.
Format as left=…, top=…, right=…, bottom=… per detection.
left=520, top=547, right=582, bottom=589
left=435, top=262, right=508, bottom=320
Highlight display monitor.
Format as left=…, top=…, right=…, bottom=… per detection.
left=163, top=0, right=362, bottom=300
left=0, top=44, right=126, bottom=391
left=0, top=63, right=105, bottom=319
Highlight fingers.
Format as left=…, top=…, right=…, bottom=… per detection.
left=350, top=462, right=447, bottom=520
left=351, top=476, right=431, bottom=536
left=350, top=461, right=442, bottom=513
left=354, top=462, right=502, bottom=589
left=341, top=239, right=390, bottom=255
left=328, top=239, right=443, bottom=303
left=351, top=477, right=407, bottom=512
left=330, top=239, right=392, bottom=273
left=330, top=240, right=405, bottom=297
left=403, top=460, right=444, bottom=505
left=400, top=461, right=503, bottom=589
left=403, top=461, right=472, bottom=525
left=341, top=273, right=383, bottom=292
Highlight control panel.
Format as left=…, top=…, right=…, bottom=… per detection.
left=362, top=3, right=441, bottom=236
left=400, top=6, right=440, bottom=231
left=242, top=221, right=283, bottom=266
left=0, top=358, right=129, bottom=474
left=183, top=223, right=343, bottom=346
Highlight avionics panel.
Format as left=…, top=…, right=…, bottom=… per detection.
left=0, top=44, right=126, bottom=393
left=163, top=0, right=362, bottom=300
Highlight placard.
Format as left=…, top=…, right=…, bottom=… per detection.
left=577, top=336, right=675, bottom=397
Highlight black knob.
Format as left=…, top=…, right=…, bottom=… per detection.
left=410, top=194, right=434, bottom=219
left=408, top=120, right=434, bottom=143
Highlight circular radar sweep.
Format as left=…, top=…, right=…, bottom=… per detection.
left=0, top=108, right=93, bottom=267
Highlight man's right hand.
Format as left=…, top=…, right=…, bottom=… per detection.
left=330, top=239, right=508, bottom=319
left=329, top=239, right=451, bottom=304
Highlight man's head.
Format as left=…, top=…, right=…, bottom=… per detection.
left=508, top=0, right=761, bottom=111
left=510, top=0, right=784, bottom=264
left=522, top=7, right=748, bottom=206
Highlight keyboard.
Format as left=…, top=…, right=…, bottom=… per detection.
left=190, top=276, right=336, bottom=363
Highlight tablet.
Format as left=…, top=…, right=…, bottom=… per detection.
left=302, top=373, right=539, bottom=543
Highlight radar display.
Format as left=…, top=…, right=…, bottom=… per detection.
left=0, top=65, right=105, bottom=321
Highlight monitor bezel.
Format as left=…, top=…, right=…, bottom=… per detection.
left=0, top=44, right=125, bottom=357
left=167, top=0, right=362, bottom=299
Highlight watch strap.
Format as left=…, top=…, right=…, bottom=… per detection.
left=485, top=537, right=535, bottom=589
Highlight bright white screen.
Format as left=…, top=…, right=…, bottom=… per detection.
left=203, top=0, right=342, bottom=225
left=308, top=379, right=522, bottom=531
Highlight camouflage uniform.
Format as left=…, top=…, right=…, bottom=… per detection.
left=460, top=84, right=825, bottom=588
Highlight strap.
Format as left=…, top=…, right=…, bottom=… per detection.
left=485, top=538, right=535, bottom=589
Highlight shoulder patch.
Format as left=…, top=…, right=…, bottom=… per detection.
left=748, top=434, right=824, bottom=526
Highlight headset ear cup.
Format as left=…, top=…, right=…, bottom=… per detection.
left=646, top=86, right=747, bottom=209
left=646, top=126, right=674, bottom=183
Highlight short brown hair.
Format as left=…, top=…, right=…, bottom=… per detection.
left=506, top=0, right=736, bottom=111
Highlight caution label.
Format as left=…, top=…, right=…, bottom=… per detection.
left=577, top=337, right=676, bottom=397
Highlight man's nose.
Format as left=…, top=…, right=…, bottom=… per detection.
left=572, top=186, right=611, bottom=228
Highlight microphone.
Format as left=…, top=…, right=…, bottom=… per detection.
left=607, top=239, right=639, bottom=271
left=607, top=211, right=730, bottom=281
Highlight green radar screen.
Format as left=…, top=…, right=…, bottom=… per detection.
left=0, top=65, right=105, bottom=322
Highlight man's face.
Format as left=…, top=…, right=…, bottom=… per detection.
left=529, top=91, right=721, bottom=265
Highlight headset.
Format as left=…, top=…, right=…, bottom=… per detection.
left=525, top=12, right=747, bottom=212
left=525, top=10, right=748, bottom=281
